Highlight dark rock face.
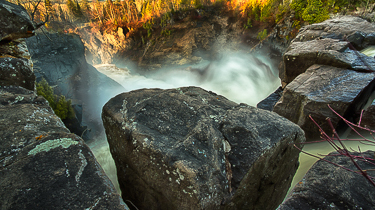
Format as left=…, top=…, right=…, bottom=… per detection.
left=295, top=16, right=375, bottom=49
left=102, top=87, right=305, bottom=210
left=77, top=7, right=248, bottom=68
left=274, top=16, right=375, bottom=140
left=0, top=2, right=128, bottom=208
left=0, top=0, right=35, bottom=41
left=26, top=33, right=89, bottom=98
left=0, top=57, right=35, bottom=91
left=0, top=86, right=128, bottom=210
left=281, top=16, right=375, bottom=84
left=361, top=101, right=375, bottom=130
left=278, top=151, right=375, bottom=210
left=257, top=86, right=283, bottom=111
left=274, top=64, right=375, bottom=139
left=26, top=32, right=125, bottom=139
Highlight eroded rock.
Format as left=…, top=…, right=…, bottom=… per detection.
left=0, top=0, right=35, bottom=41
left=102, top=86, right=305, bottom=210
left=281, top=16, right=375, bottom=84
left=274, top=64, right=375, bottom=140
left=0, top=56, right=35, bottom=91
left=25, top=32, right=125, bottom=139
left=278, top=151, right=375, bottom=210
left=295, top=16, right=375, bottom=48
left=0, top=86, right=128, bottom=210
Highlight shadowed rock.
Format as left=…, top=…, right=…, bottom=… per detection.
left=0, top=0, right=35, bottom=41
left=278, top=151, right=375, bottom=210
left=0, top=86, right=129, bottom=210
left=257, top=86, right=283, bottom=111
left=0, top=2, right=128, bottom=208
left=26, top=32, right=125, bottom=139
left=102, top=86, right=305, bottom=210
left=0, top=57, right=35, bottom=91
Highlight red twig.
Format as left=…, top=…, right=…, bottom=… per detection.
left=297, top=106, right=375, bottom=187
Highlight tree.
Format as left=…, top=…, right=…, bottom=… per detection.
left=302, top=0, right=329, bottom=24
left=36, top=78, right=75, bottom=120
left=36, top=78, right=56, bottom=108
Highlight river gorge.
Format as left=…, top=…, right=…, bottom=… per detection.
left=2, top=0, right=375, bottom=208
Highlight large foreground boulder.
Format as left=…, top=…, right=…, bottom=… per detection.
left=279, top=151, right=375, bottom=210
left=274, top=64, right=375, bottom=139
left=102, top=86, right=305, bottom=210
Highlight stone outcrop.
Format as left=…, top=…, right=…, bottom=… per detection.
left=280, top=16, right=375, bottom=84
left=274, top=64, right=375, bottom=139
left=25, top=32, right=125, bottom=139
left=76, top=7, right=254, bottom=69
left=256, top=86, right=282, bottom=111
left=102, top=87, right=305, bottom=210
left=0, top=56, right=35, bottom=91
left=274, top=16, right=375, bottom=140
left=283, top=38, right=375, bottom=84
left=0, top=0, right=35, bottom=41
left=0, top=1, right=128, bottom=209
left=0, top=87, right=128, bottom=210
left=361, top=101, right=375, bottom=130
left=278, top=151, right=375, bottom=210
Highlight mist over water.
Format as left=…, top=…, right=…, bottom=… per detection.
left=95, top=52, right=280, bottom=106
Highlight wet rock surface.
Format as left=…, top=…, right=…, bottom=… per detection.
left=274, top=16, right=375, bottom=140
left=274, top=64, right=375, bottom=139
left=278, top=151, right=375, bottom=210
left=257, top=86, right=282, bottom=111
left=102, top=86, right=305, bottom=210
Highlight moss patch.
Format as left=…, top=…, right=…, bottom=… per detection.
left=28, top=138, right=79, bottom=155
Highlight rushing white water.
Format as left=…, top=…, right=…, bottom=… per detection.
left=95, top=52, right=280, bottom=107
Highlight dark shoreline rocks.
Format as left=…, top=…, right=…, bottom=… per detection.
left=274, top=16, right=375, bottom=140
left=0, top=1, right=128, bottom=209
left=279, top=151, right=375, bottom=210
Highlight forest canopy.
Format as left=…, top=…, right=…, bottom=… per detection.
left=7, top=0, right=374, bottom=38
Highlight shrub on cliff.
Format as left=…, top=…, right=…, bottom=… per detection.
left=36, top=78, right=75, bottom=120
left=291, top=0, right=329, bottom=24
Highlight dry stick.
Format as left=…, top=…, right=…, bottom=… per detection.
left=294, top=144, right=365, bottom=176
left=330, top=125, right=375, bottom=186
left=328, top=105, right=375, bottom=144
left=306, top=112, right=375, bottom=187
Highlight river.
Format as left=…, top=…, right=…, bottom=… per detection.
left=88, top=50, right=375, bottom=200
